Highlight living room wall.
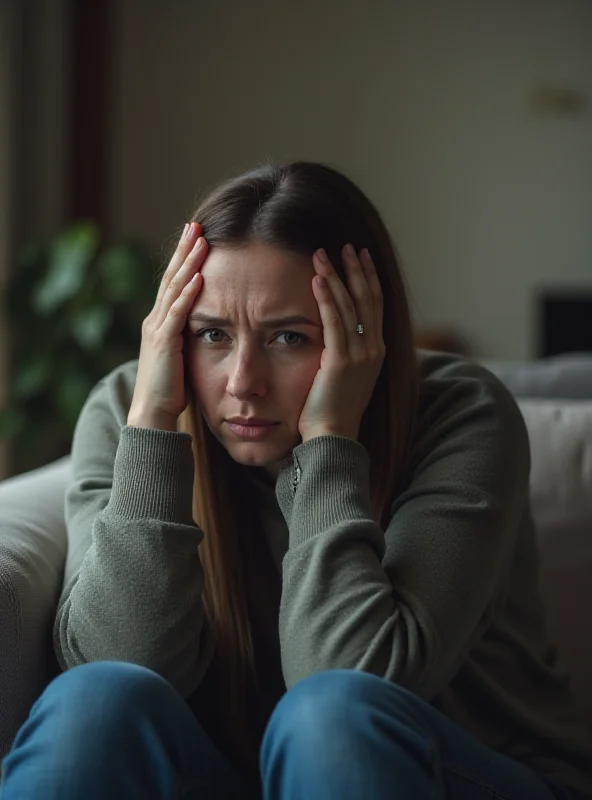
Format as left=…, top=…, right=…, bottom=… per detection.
left=0, top=0, right=68, bottom=478
left=0, top=2, right=17, bottom=478
left=108, top=0, right=592, bottom=359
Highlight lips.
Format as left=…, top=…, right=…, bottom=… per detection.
left=225, top=418, right=278, bottom=426
left=225, top=420, right=280, bottom=439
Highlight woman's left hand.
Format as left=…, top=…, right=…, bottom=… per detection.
left=298, top=244, right=386, bottom=444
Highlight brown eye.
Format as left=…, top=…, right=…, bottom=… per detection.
left=275, top=332, right=306, bottom=346
left=195, top=328, right=226, bottom=344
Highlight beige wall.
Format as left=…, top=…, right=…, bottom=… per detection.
left=115, top=0, right=590, bottom=358
left=0, top=0, right=68, bottom=478
left=0, top=1, right=20, bottom=478
left=20, top=0, right=69, bottom=236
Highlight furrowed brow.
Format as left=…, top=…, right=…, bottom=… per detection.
left=188, top=312, right=320, bottom=328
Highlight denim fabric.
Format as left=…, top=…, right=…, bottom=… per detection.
left=0, top=662, right=581, bottom=799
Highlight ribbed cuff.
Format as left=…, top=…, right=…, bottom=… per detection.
left=275, top=435, right=373, bottom=545
left=108, top=426, right=195, bottom=525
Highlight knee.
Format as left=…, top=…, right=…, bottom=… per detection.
left=263, top=669, right=428, bottom=755
left=31, top=661, right=177, bottom=735
left=4, top=662, right=192, bottom=792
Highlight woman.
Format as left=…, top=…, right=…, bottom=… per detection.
left=1, top=162, right=591, bottom=800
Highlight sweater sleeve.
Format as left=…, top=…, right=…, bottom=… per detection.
left=274, top=359, right=531, bottom=698
left=53, top=362, right=215, bottom=698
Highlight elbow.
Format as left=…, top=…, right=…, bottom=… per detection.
left=53, top=599, right=216, bottom=702
left=281, top=605, right=443, bottom=698
left=53, top=600, right=94, bottom=672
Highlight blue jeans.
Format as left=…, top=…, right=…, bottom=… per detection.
left=0, top=661, right=578, bottom=799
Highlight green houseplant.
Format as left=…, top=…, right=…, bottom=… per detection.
left=0, top=221, right=158, bottom=476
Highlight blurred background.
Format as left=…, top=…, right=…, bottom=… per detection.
left=0, top=0, right=591, bottom=477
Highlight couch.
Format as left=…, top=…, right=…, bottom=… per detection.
left=1, top=352, right=592, bottom=759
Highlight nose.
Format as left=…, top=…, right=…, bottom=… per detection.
left=226, top=345, right=268, bottom=400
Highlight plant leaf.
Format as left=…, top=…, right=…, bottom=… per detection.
left=70, top=306, right=112, bottom=350
left=32, top=222, right=99, bottom=314
left=13, top=353, right=53, bottom=399
left=0, top=407, right=26, bottom=438
left=98, top=243, right=155, bottom=303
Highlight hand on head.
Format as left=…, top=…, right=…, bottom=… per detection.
left=127, top=222, right=208, bottom=431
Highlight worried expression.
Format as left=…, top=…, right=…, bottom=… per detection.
left=185, top=241, right=324, bottom=478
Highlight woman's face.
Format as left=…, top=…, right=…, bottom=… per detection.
left=186, top=241, right=324, bottom=478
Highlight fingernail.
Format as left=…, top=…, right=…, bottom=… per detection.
left=193, top=236, right=203, bottom=251
left=361, top=247, right=372, bottom=262
left=316, top=248, right=328, bottom=262
left=181, top=223, right=189, bottom=239
left=344, top=243, right=355, bottom=258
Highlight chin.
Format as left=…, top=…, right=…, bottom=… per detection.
left=202, top=416, right=300, bottom=469
left=224, top=437, right=299, bottom=469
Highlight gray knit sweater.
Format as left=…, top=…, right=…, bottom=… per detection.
left=53, top=350, right=592, bottom=796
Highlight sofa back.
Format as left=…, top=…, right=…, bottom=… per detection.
left=482, top=354, right=592, bottom=729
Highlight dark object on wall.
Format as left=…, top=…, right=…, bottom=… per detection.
left=0, top=221, right=157, bottom=475
left=538, top=291, right=592, bottom=358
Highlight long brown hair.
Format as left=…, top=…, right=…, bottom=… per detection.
left=176, top=161, right=420, bottom=775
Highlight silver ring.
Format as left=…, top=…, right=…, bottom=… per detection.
left=356, top=323, right=364, bottom=335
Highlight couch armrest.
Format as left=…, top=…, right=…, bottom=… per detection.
left=0, top=456, right=71, bottom=757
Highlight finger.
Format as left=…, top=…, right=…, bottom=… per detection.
left=341, top=244, right=375, bottom=347
left=155, top=221, right=201, bottom=306
left=155, top=222, right=202, bottom=308
left=312, top=274, right=348, bottom=361
left=313, top=249, right=358, bottom=337
left=161, top=271, right=204, bottom=337
left=155, top=236, right=209, bottom=327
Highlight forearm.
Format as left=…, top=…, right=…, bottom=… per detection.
left=276, top=436, right=396, bottom=686
left=54, top=426, right=215, bottom=698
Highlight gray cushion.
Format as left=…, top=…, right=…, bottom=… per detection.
left=481, top=353, right=592, bottom=400
left=0, top=456, right=71, bottom=757
left=518, top=399, right=592, bottom=727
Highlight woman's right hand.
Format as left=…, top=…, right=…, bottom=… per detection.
left=127, top=222, right=208, bottom=431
